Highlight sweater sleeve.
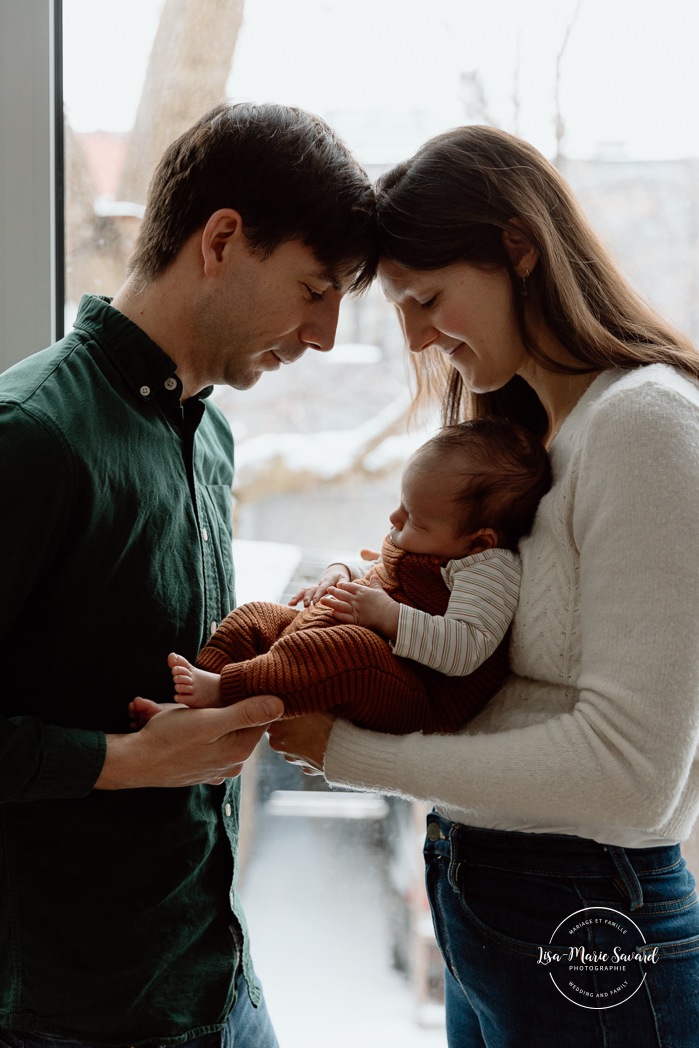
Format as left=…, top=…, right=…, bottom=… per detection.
left=0, top=404, right=106, bottom=801
left=324, top=377, right=699, bottom=841
left=392, top=549, right=520, bottom=676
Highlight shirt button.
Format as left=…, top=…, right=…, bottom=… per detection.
left=164, top=376, right=178, bottom=391
left=139, top=385, right=151, bottom=398
left=210, top=621, right=219, bottom=635
left=225, top=803, right=232, bottom=817
left=202, top=528, right=209, bottom=542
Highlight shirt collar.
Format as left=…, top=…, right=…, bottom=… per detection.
left=72, top=294, right=214, bottom=404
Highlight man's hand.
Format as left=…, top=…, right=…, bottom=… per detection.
left=320, top=579, right=400, bottom=641
left=95, top=695, right=284, bottom=789
left=288, top=563, right=351, bottom=608
left=267, top=712, right=336, bottom=776
left=128, top=695, right=170, bottom=730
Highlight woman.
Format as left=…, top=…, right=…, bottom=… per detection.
left=268, top=126, right=699, bottom=1046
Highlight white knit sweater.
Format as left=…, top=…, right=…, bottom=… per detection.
left=325, top=365, right=699, bottom=847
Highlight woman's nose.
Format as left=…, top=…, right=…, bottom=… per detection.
left=401, top=313, right=438, bottom=354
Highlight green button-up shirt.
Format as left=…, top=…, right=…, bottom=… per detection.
left=0, top=295, right=258, bottom=1044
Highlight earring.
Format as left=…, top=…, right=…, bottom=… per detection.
left=521, top=267, right=530, bottom=299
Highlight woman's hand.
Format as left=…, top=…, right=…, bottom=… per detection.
left=267, top=712, right=336, bottom=775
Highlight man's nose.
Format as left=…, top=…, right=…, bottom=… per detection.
left=299, top=297, right=341, bottom=353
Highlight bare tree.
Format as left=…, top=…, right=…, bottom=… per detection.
left=458, top=69, right=497, bottom=126
left=512, top=29, right=522, bottom=136
left=553, top=1, right=584, bottom=166
left=118, top=0, right=245, bottom=206
left=65, top=0, right=245, bottom=300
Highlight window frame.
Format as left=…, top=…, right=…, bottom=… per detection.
left=0, top=0, right=64, bottom=372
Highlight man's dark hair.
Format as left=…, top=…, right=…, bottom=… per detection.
left=129, top=101, right=378, bottom=290
left=419, top=417, right=552, bottom=550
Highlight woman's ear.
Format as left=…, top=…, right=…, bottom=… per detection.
left=502, top=219, right=539, bottom=277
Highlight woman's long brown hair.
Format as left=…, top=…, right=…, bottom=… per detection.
left=376, top=125, right=698, bottom=431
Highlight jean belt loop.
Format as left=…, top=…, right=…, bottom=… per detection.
left=607, top=845, right=644, bottom=911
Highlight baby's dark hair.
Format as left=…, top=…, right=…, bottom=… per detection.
left=417, top=417, right=552, bottom=550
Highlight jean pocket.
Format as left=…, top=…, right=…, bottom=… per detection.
left=428, top=853, right=552, bottom=960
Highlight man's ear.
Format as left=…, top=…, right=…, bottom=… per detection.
left=201, top=209, right=244, bottom=274
left=463, top=527, right=500, bottom=555
left=502, top=218, right=538, bottom=277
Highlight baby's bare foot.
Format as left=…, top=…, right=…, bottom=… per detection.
left=168, top=651, right=196, bottom=695
left=168, top=651, right=222, bottom=707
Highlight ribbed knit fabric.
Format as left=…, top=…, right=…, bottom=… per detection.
left=324, top=367, right=699, bottom=847
left=196, top=536, right=509, bottom=734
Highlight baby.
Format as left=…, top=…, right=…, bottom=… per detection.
left=132, top=418, right=550, bottom=735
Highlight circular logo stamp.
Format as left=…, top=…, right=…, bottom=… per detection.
left=537, top=906, right=658, bottom=1009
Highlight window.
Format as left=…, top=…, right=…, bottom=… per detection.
left=60, top=4, right=699, bottom=1042
left=0, top=1, right=62, bottom=369
left=5, top=1, right=698, bottom=1042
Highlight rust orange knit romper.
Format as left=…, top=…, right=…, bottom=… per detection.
left=195, top=536, right=508, bottom=734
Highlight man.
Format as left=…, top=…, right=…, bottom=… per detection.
left=0, top=102, right=377, bottom=1047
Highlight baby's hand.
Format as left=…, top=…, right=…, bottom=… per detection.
left=320, top=579, right=400, bottom=641
left=129, top=696, right=174, bottom=731
left=288, top=564, right=351, bottom=608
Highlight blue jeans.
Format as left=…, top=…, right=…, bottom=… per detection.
left=424, top=812, right=699, bottom=1047
left=0, top=977, right=278, bottom=1048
